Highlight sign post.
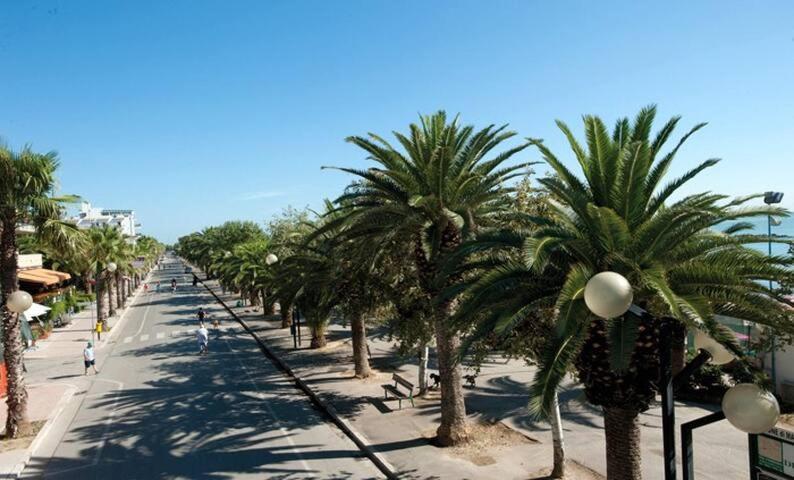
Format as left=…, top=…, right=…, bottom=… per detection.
left=751, top=426, right=794, bottom=479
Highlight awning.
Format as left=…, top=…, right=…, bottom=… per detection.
left=18, top=268, right=71, bottom=286
left=22, top=303, right=50, bottom=319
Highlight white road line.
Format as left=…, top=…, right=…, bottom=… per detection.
left=156, top=332, right=165, bottom=339
left=140, top=334, right=149, bottom=342
left=131, top=298, right=152, bottom=338
left=171, top=330, right=180, bottom=337
left=123, top=336, right=132, bottom=344
left=221, top=335, right=314, bottom=476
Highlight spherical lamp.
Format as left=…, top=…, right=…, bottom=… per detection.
left=107, top=262, right=117, bottom=273
left=265, top=253, right=278, bottom=265
left=722, top=383, right=780, bottom=434
left=584, top=272, right=633, bottom=319
left=6, top=290, right=33, bottom=313
left=693, top=330, right=735, bottom=365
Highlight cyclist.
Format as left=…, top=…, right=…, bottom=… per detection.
left=171, top=278, right=177, bottom=293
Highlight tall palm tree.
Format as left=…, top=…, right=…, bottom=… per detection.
left=0, top=144, right=79, bottom=438
left=324, top=111, right=533, bottom=446
left=462, top=106, right=794, bottom=479
left=87, top=226, right=125, bottom=325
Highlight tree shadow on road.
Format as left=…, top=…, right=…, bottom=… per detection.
left=29, top=331, right=384, bottom=479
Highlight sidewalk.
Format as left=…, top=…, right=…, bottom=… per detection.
left=24, top=299, right=123, bottom=360
left=0, top=274, right=150, bottom=478
left=200, top=275, right=755, bottom=480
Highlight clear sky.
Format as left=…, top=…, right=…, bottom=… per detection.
left=2, top=1, right=793, bottom=243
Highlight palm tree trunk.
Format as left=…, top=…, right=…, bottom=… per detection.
left=670, top=321, right=687, bottom=376
left=603, top=407, right=642, bottom=480
left=97, top=276, right=107, bottom=324
left=549, top=391, right=566, bottom=478
left=351, top=314, right=371, bottom=378
left=117, top=272, right=125, bottom=307
left=418, top=343, right=429, bottom=395
left=434, top=314, right=469, bottom=446
left=280, top=303, right=292, bottom=328
left=0, top=217, right=29, bottom=438
left=310, top=322, right=327, bottom=349
left=108, top=274, right=117, bottom=317
left=84, top=274, right=93, bottom=295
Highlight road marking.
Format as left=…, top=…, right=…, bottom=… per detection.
left=140, top=334, right=149, bottom=341
left=123, top=336, right=132, bottom=344
left=131, top=297, right=152, bottom=338
left=42, top=379, right=125, bottom=477
left=156, top=332, right=165, bottom=339
left=222, top=335, right=314, bottom=476
left=171, top=330, right=181, bottom=337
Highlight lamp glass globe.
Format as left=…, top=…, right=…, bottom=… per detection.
left=266, top=254, right=278, bottom=265
left=722, top=383, right=780, bottom=434
left=693, top=330, right=735, bottom=365
left=107, top=262, right=117, bottom=272
left=7, top=290, right=33, bottom=313
left=584, top=272, right=633, bottom=319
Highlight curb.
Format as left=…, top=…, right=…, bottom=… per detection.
left=3, top=384, right=76, bottom=479
left=195, top=273, right=399, bottom=480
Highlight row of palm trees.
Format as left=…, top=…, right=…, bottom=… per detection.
left=177, top=107, right=794, bottom=480
left=1, top=143, right=163, bottom=439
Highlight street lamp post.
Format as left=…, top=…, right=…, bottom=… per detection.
left=763, top=191, right=784, bottom=390
left=583, top=271, right=780, bottom=480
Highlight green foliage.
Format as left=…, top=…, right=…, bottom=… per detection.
left=456, top=105, right=794, bottom=418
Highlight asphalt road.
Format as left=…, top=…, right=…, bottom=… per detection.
left=25, top=256, right=383, bottom=480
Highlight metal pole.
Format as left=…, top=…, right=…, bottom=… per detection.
left=680, top=410, right=726, bottom=480
left=660, top=320, right=677, bottom=480
left=768, top=215, right=777, bottom=390
left=297, top=309, right=302, bottom=346
left=748, top=434, right=759, bottom=480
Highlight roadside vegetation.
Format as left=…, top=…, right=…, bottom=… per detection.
left=177, top=106, right=794, bottom=480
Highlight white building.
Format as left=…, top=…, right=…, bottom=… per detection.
left=70, top=202, right=139, bottom=242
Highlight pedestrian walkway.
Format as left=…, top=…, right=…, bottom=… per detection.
left=0, top=274, right=151, bottom=477
left=119, top=325, right=238, bottom=344
left=197, top=272, right=757, bottom=480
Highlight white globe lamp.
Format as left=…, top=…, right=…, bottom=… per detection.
left=584, top=272, right=633, bottom=319
left=693, top=330, right=735, bottom=365
left=266, top=253, right=278, bottom=265
left=6, top=290, right=33, bottom=313
left=107, top=262, right=117, bottom=273
left=722, top=383, right=780, bottom=434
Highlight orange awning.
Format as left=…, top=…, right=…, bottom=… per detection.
left=18, top=268, right=71, bottom=286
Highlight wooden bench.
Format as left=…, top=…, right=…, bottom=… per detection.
left=381, top=373, right=415, bottom=409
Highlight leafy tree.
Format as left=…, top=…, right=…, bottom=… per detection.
left=460, top=106, right=794, bottom=479
left=323, top=111, right=533, bottom=446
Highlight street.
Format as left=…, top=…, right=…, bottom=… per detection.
left=23, top=257, right=383, bottom=479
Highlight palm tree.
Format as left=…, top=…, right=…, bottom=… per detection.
left=463, top=106, right=794, bottom=479
left=0, top=144, right=79, bottom=438
left=87, top=226, right=125, bottom=325
left=324, top=111, right=533, bottom=446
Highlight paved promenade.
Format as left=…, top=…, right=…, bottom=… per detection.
left=14, top=257, right=381, bottom=479
left=198, top=275, right=756, bottom=480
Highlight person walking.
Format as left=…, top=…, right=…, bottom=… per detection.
left=197, top=307, right=206, bottom=323
left=155, top=281, right=161, bottom=293
left=144, top=283, right=149, bottom=294
left=84, top=342, right=99, bottom=375
left=197, top=323, right=209, bottom=355
left=95, top=320, right=103, bottom=341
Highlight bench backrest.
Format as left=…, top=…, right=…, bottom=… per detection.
left=392, top=373, right=414, bottom=392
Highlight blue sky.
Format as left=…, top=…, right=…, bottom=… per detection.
left=1, top=1, right=793, bottom=243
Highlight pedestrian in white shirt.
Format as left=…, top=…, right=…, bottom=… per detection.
left=197, top=324, right=209, bottom=355
left=84, top=342, right=98, bottom=375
